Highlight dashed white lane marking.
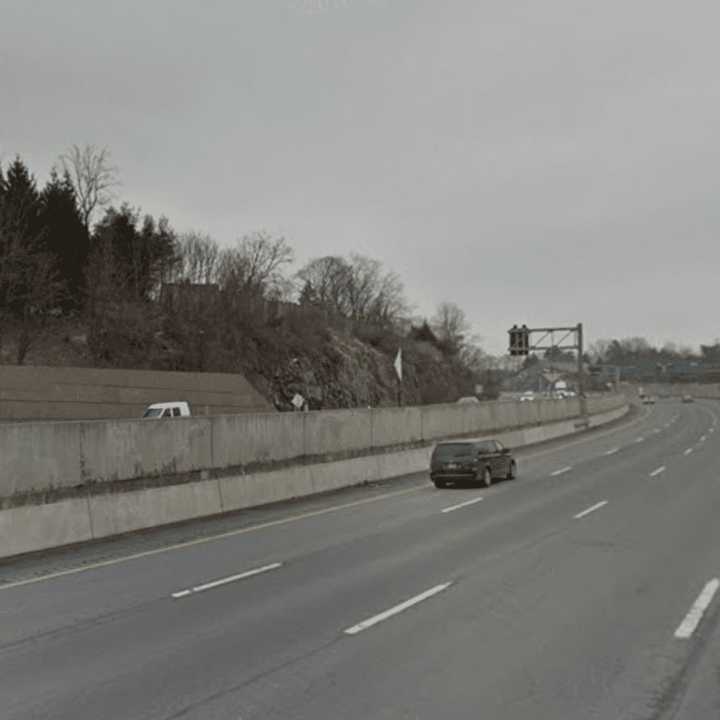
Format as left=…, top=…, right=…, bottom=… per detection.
left=684, top=448, right=694, bottom=456
left=573, top=500, right=608, bottom=520
left=650, top=466, right=666, bottom=477
left=675, top=579, right=720, bottom=639
left=699, top=435, right=707, bottom=443
left=551, top=466, right=573, bottom=477
left=0, top=487, right=425, bottom=593
left=344, top=582, right=453, bottom=635
left=636, top=437, right=645, bottom=443
left=171, top=562, right=283, bottom=599
left=604, top=448, right=620, bottom=456
left=441, top=497, right=484, bottom=514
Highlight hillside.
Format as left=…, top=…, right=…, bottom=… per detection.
left=1, top=309, right=477, bottom=411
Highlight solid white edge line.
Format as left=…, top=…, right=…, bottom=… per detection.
left=172, top=562, right=283, bottom=600
left=573, top=500, right=608, bottom=520
left=675, top=579, right=720, bottom=639
left=344, top=582, right=452, bottom=635
left=650, top=466, right=666, bottom=477
left=441, top=496, right=484, bottom=514
left=0, top=487, right=424, bottom=593
left=551, top=466, right=573, bottom=477
left=604, top=448, right=620, bottom=456
left=684, top=448, right=694, bottom=456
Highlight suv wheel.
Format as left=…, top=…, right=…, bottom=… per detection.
left=482, top=467, right=492, bottom=488
left=507, top=461, right=517, bottom=480
left=433, top=479, right=447, bottom=489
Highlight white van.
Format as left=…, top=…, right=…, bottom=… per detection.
left=142, top=401, right=192, bottom=418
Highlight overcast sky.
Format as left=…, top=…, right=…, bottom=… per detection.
left=2, top=0, right=719, bottom=353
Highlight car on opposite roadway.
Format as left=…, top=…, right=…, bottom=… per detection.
left=641, top=395, right=656, bottom=405
left=142, top=401, right=192, bottom=418
left=682, top=394, right=694, bottom=403
left=430, top=439, right=516, bottom=488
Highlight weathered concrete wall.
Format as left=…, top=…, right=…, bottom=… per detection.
left=0, top=394, right=626, bottom=501
left=0, top=394, right=629, bottom=558
left=0, top=399, right=630, bottom=559
left=0, top=364, right=271, bottom=421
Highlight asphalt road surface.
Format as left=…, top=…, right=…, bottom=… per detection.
left=2, top=400, right=720, bottom=719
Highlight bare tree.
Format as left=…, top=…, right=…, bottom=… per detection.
left=432, top=301, right=470, bottom=354
left=296, top=253, right=408, bottom=326
left=175, top=232, right=220, bottom=284
left=296, top=256, right=353, bottom=316
left=219, top=231, right=294, bottom=299
left=60, top=144, right=119, bottom=231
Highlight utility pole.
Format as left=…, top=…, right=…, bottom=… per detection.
left=577, top=322, right=587, bottom=418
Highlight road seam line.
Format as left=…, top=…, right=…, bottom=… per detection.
left=675, top=579, right=720, bottom=639
left=171, top=562, right=283, bottom=599
left=574, top=500, right=608, bottom=520
left=441, top=497, right=484, bottom=514
left=344, top=583, right=452, bottom=635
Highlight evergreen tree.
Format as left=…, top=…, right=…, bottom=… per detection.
left=0, top=157, right=64, bottom=362
left=39, top=169, right=89, bottom=307
left=92, top=205, right=178, bottom=301
left=0, top=156, right=42, bottom=239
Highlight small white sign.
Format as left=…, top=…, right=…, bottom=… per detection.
left=394, top=348, right=403, bottom=381
left=291, top=393, right=305, bottom=410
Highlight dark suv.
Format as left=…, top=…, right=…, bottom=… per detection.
left=430, top=439, right=517, bottom=488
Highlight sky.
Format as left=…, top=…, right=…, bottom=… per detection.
left=2, top=0, right=720, bottom=354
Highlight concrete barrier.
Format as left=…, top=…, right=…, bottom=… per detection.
left=79, top=418, right=213, bottom=484
left=0, top=394, right=629, bottom=560
left=0, top=499, right=93, bottom=557
left=211, top=412, right=305, bottom=468
left=89, top=480, right=223, bottom=539
left=0, top=422, right=83, bottom=496
left=303, top=409, right=373, bottom=457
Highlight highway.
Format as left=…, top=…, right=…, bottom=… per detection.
left=1, top=400, right=719, bottom=719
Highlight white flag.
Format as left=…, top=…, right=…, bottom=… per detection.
left=394, top=348, right=403, bottom=381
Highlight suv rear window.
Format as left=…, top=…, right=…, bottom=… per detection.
left=433, top=443, right=475, bottom=460
left=143, top=408, right=163, bottom=418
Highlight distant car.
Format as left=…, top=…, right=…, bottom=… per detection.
left=682, top=394, right=694, bottom=403
left=430, top=439, right=516, bottom=488
left=520, top=392, right=535, bottom=402
left=641, top=396, right=656, bottom=405
left=456, top=396, right=481, bottom=405
left=143, top=401, right=192, bottom=418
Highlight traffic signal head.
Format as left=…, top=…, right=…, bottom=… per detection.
left=508, top=325, right=530, bottom=356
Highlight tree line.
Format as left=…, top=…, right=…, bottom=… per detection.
left=0, top=147, right=489, bottom=401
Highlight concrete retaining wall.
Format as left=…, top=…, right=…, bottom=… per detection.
left=0, top=395, right=628, bottom=559
left=641, top=383, right=720, bottom=400
left=0, top=364, right=271, bottom=421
